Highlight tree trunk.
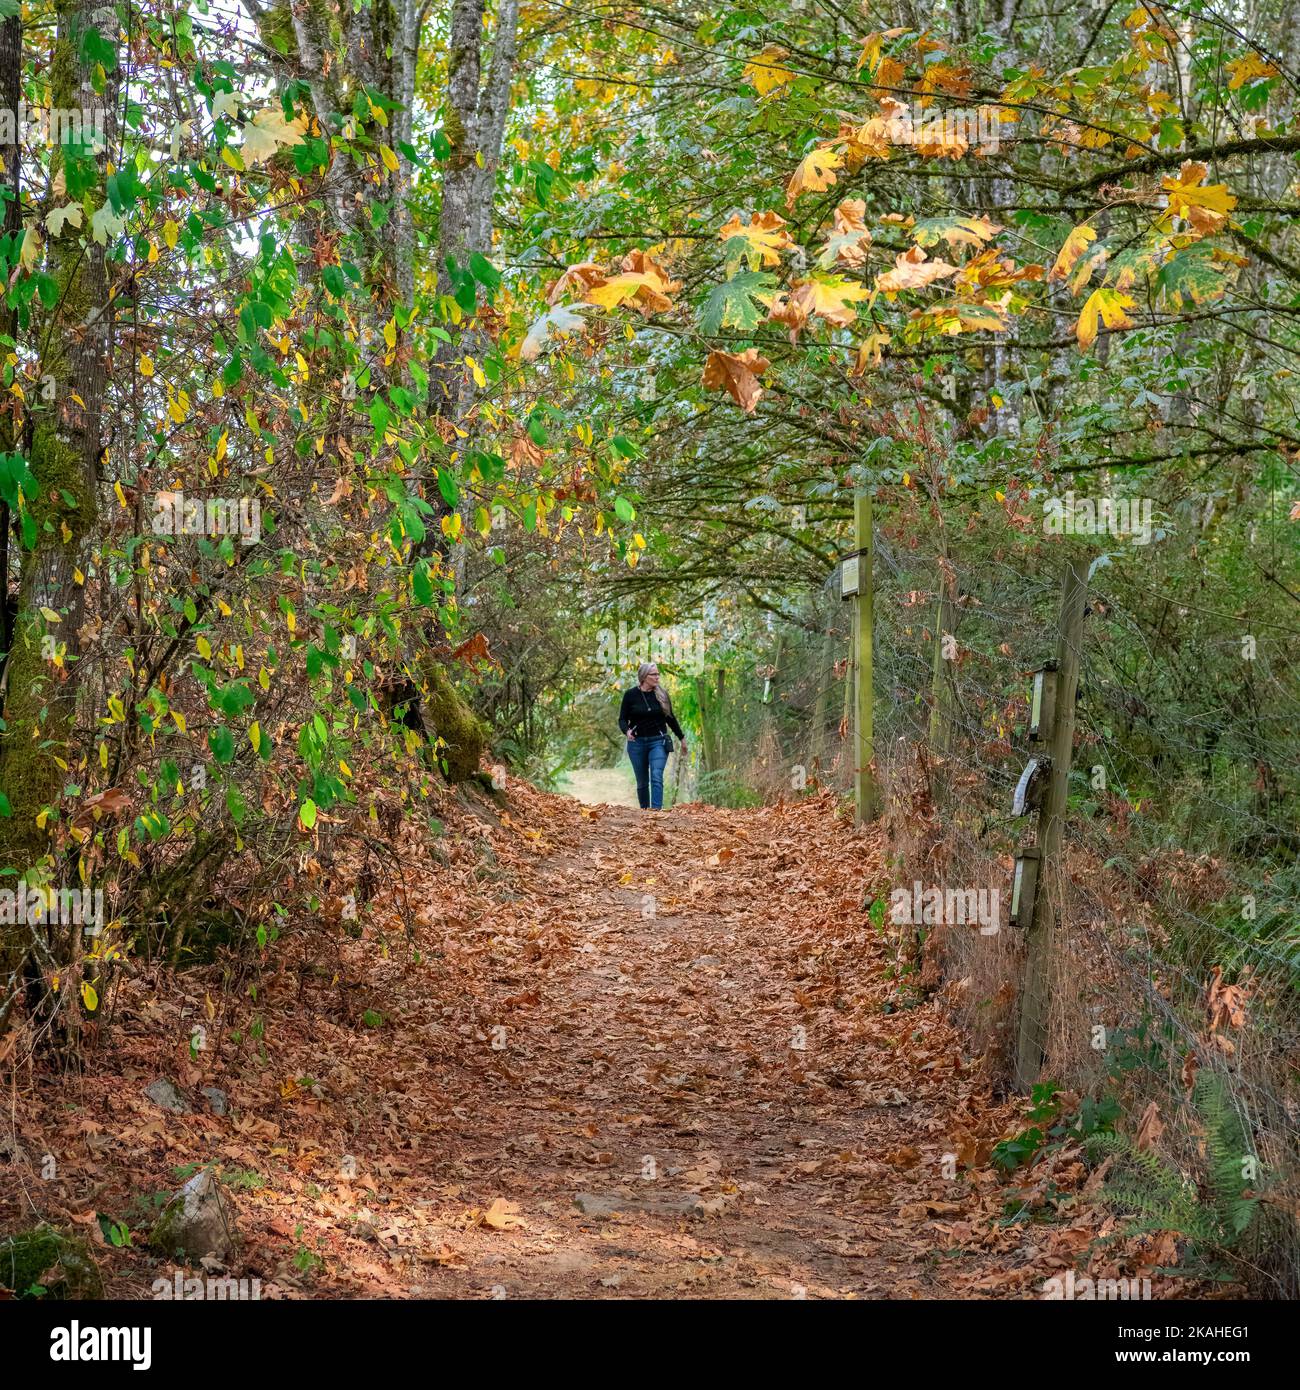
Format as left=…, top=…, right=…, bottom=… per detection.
left=0, top=0, right=117, bottom=1017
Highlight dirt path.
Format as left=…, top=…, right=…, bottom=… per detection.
left=356, top=791, right=1021, bottom=1299
left=558, top=766, right=639, bottom=808
left=3, top=787, right=1034, bottom=1300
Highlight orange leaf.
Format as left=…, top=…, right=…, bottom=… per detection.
left=875, top=245, right=958, bottom=294
left=701, top=349, right=770, bottom=413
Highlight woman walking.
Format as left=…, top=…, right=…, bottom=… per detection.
left=618, top=663, right=687, bottom=811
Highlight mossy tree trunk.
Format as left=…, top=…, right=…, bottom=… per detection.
left=0, top=8, right=22, bottom=664
left=0, top=0, right=116, bottom=1019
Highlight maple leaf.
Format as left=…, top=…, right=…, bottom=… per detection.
left=854, top=98, right=912, bottom=157
left=586, top=263, right=676, bottom=316
left=913, top=115, right=970, bottom=161
left=818, top=199, right=872, bottom=269
left=697, top=269, right=775, bottom=334
left=785, top=146, right=842, bottom=206
left=1075, top=287, right=1136, bottom=350
left=851, top=332, right=891, bottom=375
left=836, top=118, right=890, bottom=167
left=1153, top=242, right=1231, bottom=309
left=956, top=248, right=1044, bottom=294
left=911, top=214, right=1002, bottom=250
left=242, top=106, right=308, bottom=166
left=743, top=44, right=795, bottom=97
left=452, top=632, right=494, bottom=667
left=788, top=274, right=871, bottom=327
left=913, top=301, right=1011, bottom=334
left=547, top=261, right=606, bottom=304
left=90, top=203, right=126, bottom=246
left=45, top=204, right=83, bottom=237
left=72, top=786, right=133, bottom=832
left=875, top=245, right=958, bottom=294
left=1225, top=51, right=1278, bottom=90
left=1161, top=161, right=1237, bottom=236
left=702, top=348, right=770, bottom=413
left=856, top=31, right=885, bottom=74
left=1049, top=222, right=1098, bottom=283
left=873, top=55, right=907, bottom=92
left=478, top=1197, right=523, bottom=1231
left=767, top=289, right=809, bottom=341
left=719, top=210, right=794, bottom=271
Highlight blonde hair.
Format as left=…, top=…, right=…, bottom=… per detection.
left=637, top=662, right=672, bottom=713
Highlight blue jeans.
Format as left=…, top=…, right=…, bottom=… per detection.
left=627, top=735, right=669, bottom=810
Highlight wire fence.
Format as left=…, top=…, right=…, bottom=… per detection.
left=691, top=506, right=1299, bottom=1295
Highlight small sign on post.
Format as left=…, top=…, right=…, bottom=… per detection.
left=840, top=554, right=860, bottom=600
left=1011, top=847, right=1041, bottom=929
left=1030, top=660, right=1058, bottom=743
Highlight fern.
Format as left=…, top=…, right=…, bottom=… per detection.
left=1086, top=1076, right=1264, bottom=1278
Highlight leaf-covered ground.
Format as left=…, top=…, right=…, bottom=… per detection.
left=1, top=786, right=1190, bottom=1299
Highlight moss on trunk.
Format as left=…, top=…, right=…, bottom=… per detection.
left=416, top=657, right=486, bottom=782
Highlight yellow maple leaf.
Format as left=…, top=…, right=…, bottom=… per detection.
left=851, top=332, right=891, bottom=376
left=743, top=45, right=795, bottom=97
left=785, top=146, right=842, bottom=206
left=1076, top=287, right=1136, bottom=351
left=856, top=32, right=884, bottom=74
left=875, top=245, right=958, bottom=294
left=1162, top=161, right=1237, bottom=235
left=242, top=107, right=308, bottom=166
left=585, top=269, right=675, bottom=316
left=788, top=275, right=871, bottom=327
left=718, top=210, right=793, bottom=268
left=1225, top=52, right=1278, bottom=90
left=1049, top=223, right=1098, bottom=283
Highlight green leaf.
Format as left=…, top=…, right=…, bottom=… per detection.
left=412, top=560, right=434, bottom=607
left=697, top=269, right=775, bottom=335
left=299, top=798, right=317, bottom=828
left=208, top=726, right=236, bottom=764
left=469, top=252, right=501, bottom=291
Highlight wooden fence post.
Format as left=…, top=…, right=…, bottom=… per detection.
left=1015, top=559, right=1088, bottom=1088
left=928, top=590, right=956, bottom=755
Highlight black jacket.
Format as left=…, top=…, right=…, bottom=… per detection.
left=619, top=686, right=685, bottom=740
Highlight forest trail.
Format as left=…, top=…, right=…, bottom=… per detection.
left=558, top=766, right=640, bottom=808
left=398, top=792, right=1013, bottom=1299
left=5, top=786, right=1044, bottom=1300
